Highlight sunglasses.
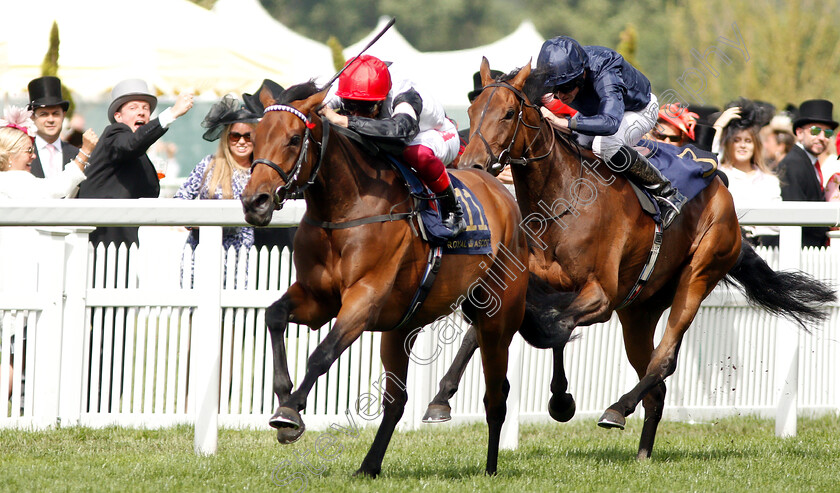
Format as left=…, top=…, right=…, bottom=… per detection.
left=18, top=146, right=34, bottom=155
left=553, top=77, right=584, bottom=95
left=228, top=131, right=253, bottom=143
left=809, top=126, right=836, bottom=138
left=651, top=131, right=681, bottom=143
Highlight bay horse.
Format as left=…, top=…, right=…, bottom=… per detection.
left=240, top=81, right=532, bottom=477
left=427, top=58, right=835, bottom=460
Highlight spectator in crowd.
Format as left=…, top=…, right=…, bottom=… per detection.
left=760, top=114, right=795, bottom=171
left=175, top=96, right=257, bottom=287
left=777, top=99, right=837, bottom=247
left=648, top=103, right=697, bottom=148
left=0, top=106, right=97, bottom=400
left=77, top=79, right=193, bottom=247
left=26, top=77, right=80, bottom=186
left=714, top=101, right=781, bottom=247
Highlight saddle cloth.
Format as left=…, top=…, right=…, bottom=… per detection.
left=386, top=156, right=492, bottom=254
left=634, top=140, right=720, bottom=223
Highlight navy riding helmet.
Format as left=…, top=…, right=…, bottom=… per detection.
left=536, top=36, right=588, bottom=87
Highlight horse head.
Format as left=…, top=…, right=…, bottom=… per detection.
left=460, top=57, right=549, bottom=175
left=242, top=83, right=326, bottom=226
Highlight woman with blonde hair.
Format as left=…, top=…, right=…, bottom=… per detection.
left=717, top=100, right=781, bottom=247
left=175, top=96, right=259, bottom=286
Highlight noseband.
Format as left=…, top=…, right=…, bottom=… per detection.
left=472, top=82, right=554, bottom=174
left=251, top=104, right=326, bottom=207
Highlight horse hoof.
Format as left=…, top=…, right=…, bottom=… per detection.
left=597, top=409, right=626, bottom=430
left=422, top=404, right=452, bottom=423
left=270, top=406, right=303, bottom=430
left=548, top=393, right=576, bottom=422
left=276, top=425, right=305, bottom=444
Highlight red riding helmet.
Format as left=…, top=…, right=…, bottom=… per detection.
left=336, top=55, right=391, bottom=101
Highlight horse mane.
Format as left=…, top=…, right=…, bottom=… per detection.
left=278, top=80, right=320, bottom=105
left=498, top=66, right=552, bottom=108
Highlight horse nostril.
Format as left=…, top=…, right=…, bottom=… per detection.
left=243, top=192, right=271, bottom=212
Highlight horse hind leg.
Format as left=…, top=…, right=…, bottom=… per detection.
left=548, top=345, right=576, bottom=422
left=423, top=325, right=478, bottom=423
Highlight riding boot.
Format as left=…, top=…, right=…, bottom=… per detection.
left=437, top=184, right=467, bottom=236
left=611, top=145, right=685, bottom=229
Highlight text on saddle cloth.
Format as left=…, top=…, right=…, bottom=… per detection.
left=386, top=156, right=492, bottom=254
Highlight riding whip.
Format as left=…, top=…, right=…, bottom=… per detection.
left=322, top=17, right=396, bottom=90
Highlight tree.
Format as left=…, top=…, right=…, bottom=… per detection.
left=40, top=21, right=74, bottom=116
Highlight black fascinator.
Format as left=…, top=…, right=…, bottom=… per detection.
left=722, top=98, right=771, bottom=131
left=201, top=95, right=260, bottom=142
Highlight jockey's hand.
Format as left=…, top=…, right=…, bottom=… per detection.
left=713, top=107, right=741, bottom=131
left=172, top=93, right=194, bottom=119
left=318, top=106, right=349, bottom=128
left=540, top=106, right=571, bottom=134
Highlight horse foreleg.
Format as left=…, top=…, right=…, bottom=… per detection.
left=422, top=326, right=478, bottom=423
left=475, top=325, right=513, bottom=476
left=355, top=329, right=414, bottom=478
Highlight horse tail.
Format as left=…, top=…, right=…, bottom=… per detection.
left=518, top=273, right=578, bottom=349
left=723, top=240, right=836, bottom=329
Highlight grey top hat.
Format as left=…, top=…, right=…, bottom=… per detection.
left=792, top=99, right=838, bottom=130
left=108, top=79, right=158, bottom=123
left=28, top=76, right=70, bottom=112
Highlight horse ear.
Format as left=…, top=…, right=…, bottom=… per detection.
left=510, top=58, right=532, bottom=89
left=299, top=89, right=328, bottom=115
left=259, top=85, right=276, bottom=109
left=480, top=57, right=494, bottom=87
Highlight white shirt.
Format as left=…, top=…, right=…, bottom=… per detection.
left=0, top=165, right=86, bottom=199
left=721, top=164, right=781, bottom=237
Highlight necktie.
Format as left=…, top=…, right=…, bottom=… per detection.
left=815, top=160, right=824, bottom=193
left=45, top=143, right=59, bottom=175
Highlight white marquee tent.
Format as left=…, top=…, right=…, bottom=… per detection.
left=0, top=0, right=334, bottom=102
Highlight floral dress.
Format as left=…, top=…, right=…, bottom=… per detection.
left=175, top=154, right=254, bottom=287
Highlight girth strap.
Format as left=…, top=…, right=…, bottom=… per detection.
left=392, top=245, right=444, bottom=331
left=617, top=222, right=664, bottom=309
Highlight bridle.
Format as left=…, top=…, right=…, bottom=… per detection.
left=250, top=103, right=326, bottom=208
left=471, top=81, right=554, bottom=174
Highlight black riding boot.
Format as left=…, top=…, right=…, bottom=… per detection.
left=610, top=145, right=685, bottom=229
left=437, top=184, right=466, bottom=236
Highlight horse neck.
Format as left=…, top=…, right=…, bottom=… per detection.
left=512, top=123, right=585, bottom=214
left=303, top=131, right=399, bottom=221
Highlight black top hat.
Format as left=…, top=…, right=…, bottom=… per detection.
left=242, top=79, right=285, bottom=116
left=692, top=123, right=717, bottom=152
left=28, top=76, right=69, bottom=112
left=468, top=70, right=504, bottom=102
left=793, top=99, right=838, bottom=130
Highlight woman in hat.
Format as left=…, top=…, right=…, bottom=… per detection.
left=175, top=96, right=258, bottom=287
left=648, top=103, right=697, bottom=148
left=0, top=106, right=97, bottom=198
left=716, top=99, right=781, bottom=247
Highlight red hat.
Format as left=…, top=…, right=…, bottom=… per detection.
left=336, top=55, right=391, bottom=101
left=658, top=103, right=698, bottom=140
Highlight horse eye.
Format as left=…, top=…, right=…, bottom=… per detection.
left=503, top=109, right=515, bottom=120
left=288, top=135, right=301, bottom=146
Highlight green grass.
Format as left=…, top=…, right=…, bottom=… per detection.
left=1, top=415, right=839, bottom=492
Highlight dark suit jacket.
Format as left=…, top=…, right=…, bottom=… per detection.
left=30, top=140, right=79, bottom=178
left=77, top=119, right=165, bottom=247
left=778, top=145, right=829, bottom=247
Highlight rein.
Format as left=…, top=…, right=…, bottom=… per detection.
left=473, top=81, right=554, bottom=173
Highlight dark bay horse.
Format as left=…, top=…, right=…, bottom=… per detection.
left=240, top=82, right=532, bottom=476
left=427, top=58, right=835, bottom=460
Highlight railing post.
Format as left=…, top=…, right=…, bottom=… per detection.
left=31, top=228, right=71, bottom=428
left=191, top=226, right=224, bottom=454
left=775, top=225, right=801, bottom=437
left=57, top=228, right=93, bottom=427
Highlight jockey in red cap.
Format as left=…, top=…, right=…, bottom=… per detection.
left=319, top=55, right=465, bottom=236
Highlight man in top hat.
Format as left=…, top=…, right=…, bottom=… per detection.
left=77, top=79, right=193, bottom=247
left=27, top=76, right=80, bottom=180
left=777, top=99, right=838, bottom=247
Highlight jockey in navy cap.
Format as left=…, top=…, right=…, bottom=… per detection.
left=537, top=36, right=685, bottom=228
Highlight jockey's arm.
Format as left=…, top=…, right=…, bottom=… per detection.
left=346, top=88, right=423, bottom=145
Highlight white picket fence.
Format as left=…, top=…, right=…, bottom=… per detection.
left=0, top=200, right=839, bottom=454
